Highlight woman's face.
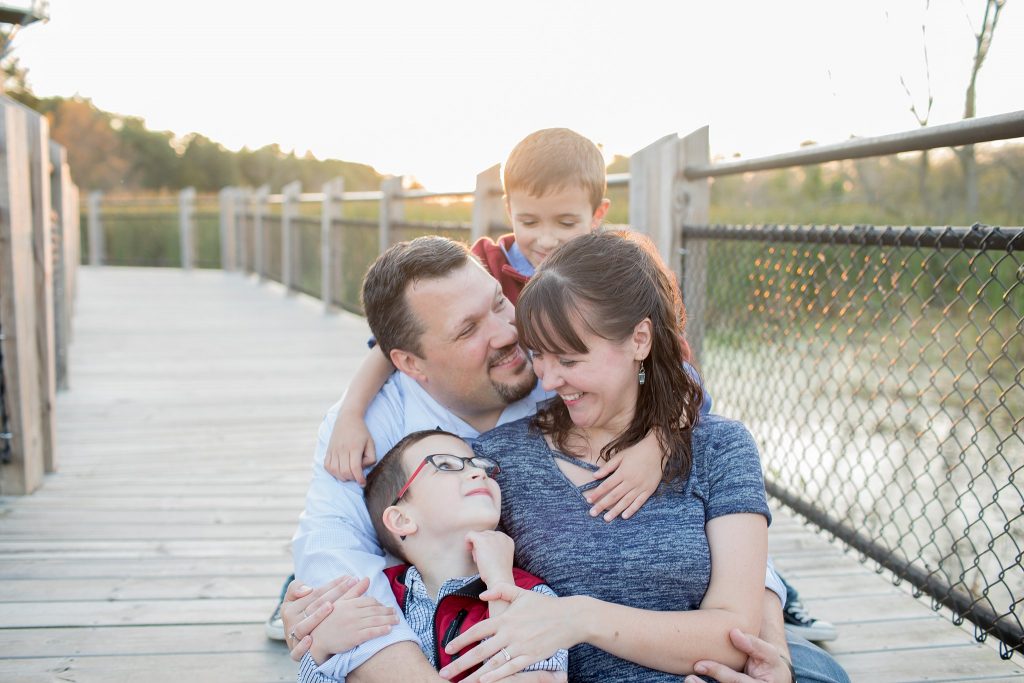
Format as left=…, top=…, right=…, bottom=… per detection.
left=530, top=319, right=648, bottom=436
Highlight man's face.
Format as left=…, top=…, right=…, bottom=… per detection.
left=401, top=262, right=536, bottom=420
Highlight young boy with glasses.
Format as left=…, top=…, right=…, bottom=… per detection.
left=298, top=429, right=568, bottom=683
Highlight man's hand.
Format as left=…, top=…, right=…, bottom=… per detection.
left=683, top=629, right=793, bottom=683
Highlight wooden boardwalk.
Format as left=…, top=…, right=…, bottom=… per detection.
left=0, top=267, right=1020, bottom=682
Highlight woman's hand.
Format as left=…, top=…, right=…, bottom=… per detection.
left=324, top=413, right=376, bottom=484
left=683, top=629, right=793, bottom=683
left=439, top=583, right=578, bottom=683
left=585, top=431, right=663, bottom=521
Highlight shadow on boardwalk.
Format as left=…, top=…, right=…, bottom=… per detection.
left=0, top=267, right=1020, bottom=682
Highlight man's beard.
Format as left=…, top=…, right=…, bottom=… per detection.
left=488, top=347, right=536, bottom=405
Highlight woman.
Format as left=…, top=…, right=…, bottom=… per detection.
left=439, top=230, right=770, bottom=682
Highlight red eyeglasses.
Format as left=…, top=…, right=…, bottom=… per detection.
left=392, top=453, right=501, bottom=505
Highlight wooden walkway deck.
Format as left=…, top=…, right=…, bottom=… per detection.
left=0, top=267, right=1020, bottom=682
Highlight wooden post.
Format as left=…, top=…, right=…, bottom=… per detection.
left=87, top=190, right=103, bottom=265
left=253, top=184, right=269, bottom=280
left=321, top=177, right=344, bottom=313
left=281, top=180, right=301, bottom=292
left=676, top=126, right=711, bottom=364
left=179, top=186, right=196, bottom=270
left=235, top=188, right=249, bottom=273
left=26, top=109, right=56, bottom=474
left=0, top=100, right=44, bottom=495
left=49, top=142, right=70, bottom=391
left=629, top=134, right=680, bottom=278
left=219, top=187, right=237, bottom=271
left=471, top=163, right=504, bottom=242
left=379, top=176, right=404, bottom=255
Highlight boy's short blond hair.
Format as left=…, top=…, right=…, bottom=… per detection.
left=503, top=128, right=606, bottom=211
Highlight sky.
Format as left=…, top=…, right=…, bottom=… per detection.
left=14, top=0, right=1024, bottom=189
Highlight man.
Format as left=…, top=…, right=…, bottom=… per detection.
left=284, top=236, right=846, bottom=683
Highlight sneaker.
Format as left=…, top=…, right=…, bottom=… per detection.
left=265, top=574, right=294, bottom=641
left=783, top=596, right=838, bottom=642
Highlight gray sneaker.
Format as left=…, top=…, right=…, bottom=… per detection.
left=783, top=597, right=838, bottom=642
left=265, top=574, right=293, bottom=641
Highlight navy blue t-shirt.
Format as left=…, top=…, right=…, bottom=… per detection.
left=474, top=414, right=770, bottom=682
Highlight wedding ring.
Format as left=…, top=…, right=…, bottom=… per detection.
left=500, top=647, right=511, bottom=663
left=289, top=629, right=298, bottom=643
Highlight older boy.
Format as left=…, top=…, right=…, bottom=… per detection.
left=297, top=430, right=567, bottom=683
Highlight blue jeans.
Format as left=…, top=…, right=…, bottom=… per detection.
left=788, top=633, right=850, bottom=683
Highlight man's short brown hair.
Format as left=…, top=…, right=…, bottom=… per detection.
left=503, top=128, right=607, bottom=211
left=361, top=236, right=472, bottom=358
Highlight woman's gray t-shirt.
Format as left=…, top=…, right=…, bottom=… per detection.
left=474, top=413, right=771, bottom=683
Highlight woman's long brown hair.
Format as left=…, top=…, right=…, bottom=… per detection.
left=516, top=230, right=704, bottom=483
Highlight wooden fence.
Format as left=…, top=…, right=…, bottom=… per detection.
left=0, top=94, right=80, bottom=495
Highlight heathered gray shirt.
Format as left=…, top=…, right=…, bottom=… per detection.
left=474, top=413, right=771, bottom=683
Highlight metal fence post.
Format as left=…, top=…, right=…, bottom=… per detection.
left=471, top=164, right=503, bottom=242
left=179, top=187, right=196, bottom=270
left=676, top=127, right=710, bottom=364
left=321, top=177, right=344, bottom=313
left=379, top=176, right=404, bottom=255
left=281, top=180, right=301, bottom=292
left=87, top=191, right=103, bottom=265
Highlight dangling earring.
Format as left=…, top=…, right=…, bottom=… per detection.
left=638, top=361, right=646, bottom=386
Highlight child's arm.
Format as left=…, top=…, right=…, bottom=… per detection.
left=305, top=577, right=401, bottom=666
left=585, top=430, right=662, bottom=521
left=466, top=530, right=516, bottom=619
left=325, top=346, right=395, bottom=484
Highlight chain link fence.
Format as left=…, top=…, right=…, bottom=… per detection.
left=683, top=223, right=1023, bottom=657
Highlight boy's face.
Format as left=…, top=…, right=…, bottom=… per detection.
left=398, top=434, right=501, bottom=537
left=506, top=185, right=610, bottom=269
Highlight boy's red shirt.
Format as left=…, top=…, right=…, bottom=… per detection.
left=471, top=234, right=530, bottom=304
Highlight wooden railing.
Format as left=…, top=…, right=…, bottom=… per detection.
left=0, top=94, right=80, bottom=495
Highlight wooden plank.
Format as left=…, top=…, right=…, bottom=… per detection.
left=0, top=623, right=288, bottom=658
left=0, top=597, right=281, bottom=628
left=0, top=651, right=296, bottom=683
left=0, top=575, right=284, bottom=602
left=833, top=643, right=1024, bottom=682
left=0, top=97, right=44, bottom=495
left=25, top=109, right=56, bottom=475
left=0, top=556, right=293, bottom=580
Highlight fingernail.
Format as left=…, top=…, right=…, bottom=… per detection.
left=589, top=507, right=598, bottom=516
left=623, top=512, right=631, bottom=519
left=604, top=513, right=613, bottom=522
left=299, top=584, right=311, bottom=593
left=694, top=663, right=707, bottom=674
